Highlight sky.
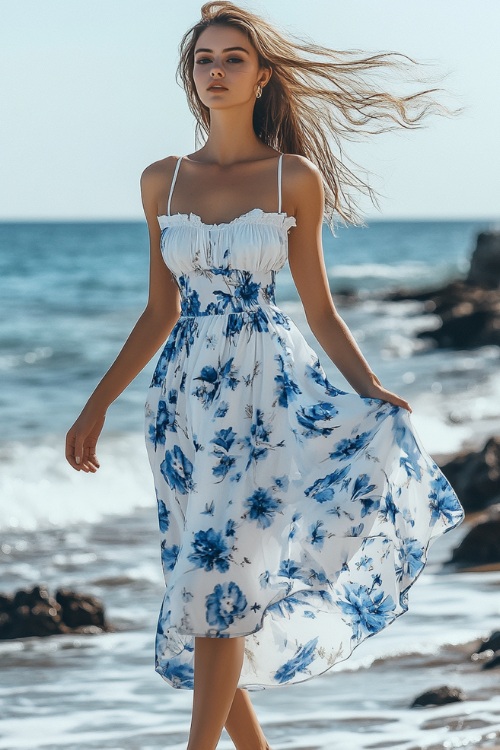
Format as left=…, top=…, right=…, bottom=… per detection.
left=1, top=0, right=499, bottom=221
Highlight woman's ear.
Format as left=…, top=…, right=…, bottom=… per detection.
left=259, top=66, right=272, bottom=88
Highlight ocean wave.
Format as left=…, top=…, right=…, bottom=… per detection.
left=0, top=433, right=153, bottom=532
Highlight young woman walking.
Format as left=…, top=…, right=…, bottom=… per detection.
left=66, top=3, right=464, bottom=748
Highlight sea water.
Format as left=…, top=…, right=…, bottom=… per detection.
left=1, top=219, right=500, bottom=749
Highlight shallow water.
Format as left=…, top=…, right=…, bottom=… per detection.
left=2, top=218, right=500, bottom=748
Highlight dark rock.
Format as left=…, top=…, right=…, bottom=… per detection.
left=466, top=231, right=500, bottom=288
left=482, top=653, right=500, bottom=670
left=439, top=437, right=500, bottom=513
left=55, top=588, right=107, bottom=630
left=450, top=505, right=500, bottom=566
left=0, top=585, right=110, bottom=640
left=380, top=230, right=500, bottom=352
left=418, top=306, right=500, bottom=350
left=411, top=685, right=466, bottom=708
left=475, top=630, right=500, bottom=655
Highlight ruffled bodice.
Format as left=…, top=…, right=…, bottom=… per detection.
left=157, top=208, right=297, bottom=316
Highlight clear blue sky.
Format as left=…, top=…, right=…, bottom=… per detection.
left=1, top=0, right=499, bottom=220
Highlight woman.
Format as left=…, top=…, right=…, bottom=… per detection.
left=66, top=3, right=464, bottom=749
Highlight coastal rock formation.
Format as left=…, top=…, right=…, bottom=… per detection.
left=482, top=653, right=500, bottom=670
left=475, top=630, right=500, bottom=655
left=472, top=630, right=500, bottom=671
left=0, top=585, right=111, bottom=640
left=439, top=436, right=500, bottom=513
left=450, top=504, right=500, bottom=567
left=411, top=685, right=466, bottom=708
left=466, top=231, right=500, bottom=288
left=383, top=230, right=500, bottom=350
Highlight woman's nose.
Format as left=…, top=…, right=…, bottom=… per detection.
left=210, top=66, right=224, bottom=78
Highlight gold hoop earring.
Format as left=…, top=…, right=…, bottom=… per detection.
left=256, top=84, right=262, bottom=99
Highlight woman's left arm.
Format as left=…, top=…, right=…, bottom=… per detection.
left=286, top=155, right=412, bottom=413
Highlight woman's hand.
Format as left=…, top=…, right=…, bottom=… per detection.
left=65, top=407, right=106, bottom=472
left=361, top=373, right=412, bottom=413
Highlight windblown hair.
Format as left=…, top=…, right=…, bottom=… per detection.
left=177, top=1, right=462, bottom=230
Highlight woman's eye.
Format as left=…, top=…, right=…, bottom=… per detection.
left=195, top=57, right=243, bottom=64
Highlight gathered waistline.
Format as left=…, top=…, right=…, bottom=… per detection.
left=178, top=308, right=272, bottom=318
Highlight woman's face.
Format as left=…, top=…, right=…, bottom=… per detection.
left=193, top=24, right=270, bottom=110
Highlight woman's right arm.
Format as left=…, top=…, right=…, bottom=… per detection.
left=65, top=158, right=181, bottom=473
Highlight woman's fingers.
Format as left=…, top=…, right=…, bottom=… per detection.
left=364, top=384, right=412, bottom=413
left=384, top=392, right=412, bottom=413
left=65, top=418, right=103, bottom=472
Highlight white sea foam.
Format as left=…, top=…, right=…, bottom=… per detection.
left=0, top=433, right=154, bottom=532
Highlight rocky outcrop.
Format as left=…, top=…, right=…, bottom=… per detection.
left=449, top=504, right=500, bottom=567
left=475, top=630, right=500, bottom=655
left=0, top=585, right=111, bottom=640
left=466, top=231, right=500, bottom=288
left=411, top=685, right=465, bottom=708
left=383, top=230, right=500, bottom=350
left=439, top=437, right=500, bottom=513
left=472, top=630, right=500, bottom=671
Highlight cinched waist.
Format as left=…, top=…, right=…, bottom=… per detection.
left=178, top=308, right=269, bottom=318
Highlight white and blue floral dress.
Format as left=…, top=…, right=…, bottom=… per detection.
left=144, top=153, right=464, bottom=691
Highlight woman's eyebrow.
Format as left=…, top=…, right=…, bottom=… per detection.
left=194, top=46, right=250, bottom=54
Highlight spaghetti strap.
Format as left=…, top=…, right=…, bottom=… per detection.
left=277, top=153, right=283, bottom=213
left=167, top=156, right=184, bottom=216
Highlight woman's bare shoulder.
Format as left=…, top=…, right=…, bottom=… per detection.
left=141, top=155, right=181, bottom=185
left=140, top=156, right=182, bottom=213
left=283, top=154, right=323, bottom=214
left=283, top=153, right=322, bottom=183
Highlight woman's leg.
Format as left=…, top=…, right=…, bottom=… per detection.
left=224, top=688, right=271, bottom=750
left=186, top=635, right=245, bottom=750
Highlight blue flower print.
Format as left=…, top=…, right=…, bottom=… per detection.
left=351, top=474, right=380, bottom=518
left=188, top=528, right=231, bottom=573
left=278, top=559, right=303, bottom=579
left=243, top=487, right=281, bottom=529
left=211, top=427, right=237, bottom=452
left=248, top=308, right=270, bottom=333
left=214, top=400, right=230, bottom=418
left=329, top=429, right=375, bottom=461
left=224, top=313, right=245, bottom=344
left=149, top=390, right=178, bottom=447
left=210, top=427, right=239, bottom=482
left=160, top=445, right=195, bottom=494
left=157, top=497, right=170, bottom=533
left=395, top=423, right=423, bottom=481
left=428, top=473, right=461, bottom=525
left=274, top=354, right=302, bottom=407
left=263, top=276, right=276, bottom=304
left=161, top=541, right=180, bottom=571
left=206, top=582, right=247, bottom=629
left=272, top=308, right=291, bottom=329
left=305, top=358, right=346, bottom=396
left=379, top=486, right=398, bottom=524
left=233, top=271, right=261, bottom=308
left=192, top=357, right=240, bottom=409
left=337, top=583, right=396, bottom=641
left=178, top=275, right=202, bottom=316
left=296, top=402, right=339, bottom=438
left=158, top=658, right=194, bottom=690
left=308, top=520, right=326, bottom=548
left=304, top=465, right=351, bottom=503
left=274, top=638, right=318, bottom=683
left=154, top=319, right=196, bottom=376
left=396, top=538, right=424, bottom=580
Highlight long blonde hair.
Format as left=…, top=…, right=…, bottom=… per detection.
left=177, top=1, right=463, bottom=231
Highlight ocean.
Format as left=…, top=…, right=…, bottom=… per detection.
left=1, top=218, right=500, bottom=749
